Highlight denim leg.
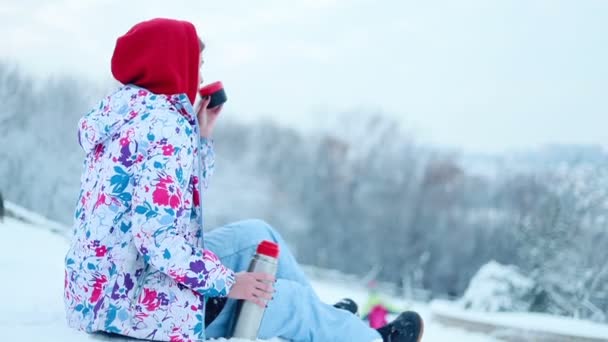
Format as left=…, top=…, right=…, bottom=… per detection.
left=204, top=219, right=312, bottom=287
left=203, top=219, right=381, bottom=341
left=258, top=279, right=382, bottom=342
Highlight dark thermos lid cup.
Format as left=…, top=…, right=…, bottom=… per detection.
left=199, top=81, right=227, bottom=109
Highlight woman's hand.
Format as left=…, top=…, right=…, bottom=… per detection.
left=196, top=96, right=223, bottom=138
left=227, top=272, right=275, bottom=308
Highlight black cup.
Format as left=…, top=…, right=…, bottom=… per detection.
left=199, top=81, right=227, bottom=109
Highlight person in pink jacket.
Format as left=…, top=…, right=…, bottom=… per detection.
left=64, top=18, right=423, bottom=342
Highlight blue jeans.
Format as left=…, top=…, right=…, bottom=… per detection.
left=204, top=219, right=382, bottom=342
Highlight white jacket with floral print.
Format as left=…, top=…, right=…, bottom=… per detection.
left=64, top=85, right=235, bottom=342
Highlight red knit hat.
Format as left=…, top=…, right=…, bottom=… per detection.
left=111, top=18, right=200, bottom=104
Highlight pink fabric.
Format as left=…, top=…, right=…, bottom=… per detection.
left=368, top=304, right=389, bottom=329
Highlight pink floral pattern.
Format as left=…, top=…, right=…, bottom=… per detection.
left=152, top=176, right=182, bottom=209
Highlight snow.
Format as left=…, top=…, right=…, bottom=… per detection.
left=459, top=260, right=536, bottom=312
left=6, top=207, right=590, bottom=342
left=432, top=300, right=608, bottom=340
left=3, top=200, right=71, bottom=238
left=0, top=217, right=84, bottom=341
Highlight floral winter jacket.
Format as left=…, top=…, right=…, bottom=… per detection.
left=64, top=86, right=236, bottom=341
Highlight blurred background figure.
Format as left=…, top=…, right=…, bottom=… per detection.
left=362, top=280, right=403, bottom=329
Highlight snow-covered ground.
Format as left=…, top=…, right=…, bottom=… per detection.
left=431, top=300, right=608, bottom=341
left=0, top=214, right=501, bottom=341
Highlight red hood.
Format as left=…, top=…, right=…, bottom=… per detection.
left=111, top=18, right=200, bottom=104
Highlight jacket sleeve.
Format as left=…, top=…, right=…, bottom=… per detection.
left=131, top=119, right=235, bottom=298
left=199, top=137, right=215, bottom=190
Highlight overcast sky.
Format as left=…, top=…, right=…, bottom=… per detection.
left=1, top=0, right=606, bottom=153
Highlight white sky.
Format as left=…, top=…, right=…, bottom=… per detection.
left=1, top=0, right=606, bottom=153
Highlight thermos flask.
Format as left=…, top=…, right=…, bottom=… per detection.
left=231, top=240, right=279, bottom=339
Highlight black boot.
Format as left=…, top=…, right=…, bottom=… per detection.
left=333, top=298, right=359, bottom=316
left=377, top=311, right=424, bottom=342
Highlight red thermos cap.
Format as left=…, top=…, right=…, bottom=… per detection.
left=257, top=240, right=279, bottom=258
left=199, top=81, right=224, bottom=97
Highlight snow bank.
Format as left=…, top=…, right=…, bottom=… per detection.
left=4, top=200, right=70, bottom=237
left=460, top=260, right=537, bottom=312
left=432, top=300, right=608, bottom=340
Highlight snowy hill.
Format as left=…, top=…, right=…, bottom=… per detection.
left=0, top=207, right=502, bottom=342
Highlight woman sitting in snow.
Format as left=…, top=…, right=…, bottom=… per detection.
left=63, top=18, right=423, bottom=342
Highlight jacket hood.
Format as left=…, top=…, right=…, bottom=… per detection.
left=111, top=18, right=200, bottom=105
